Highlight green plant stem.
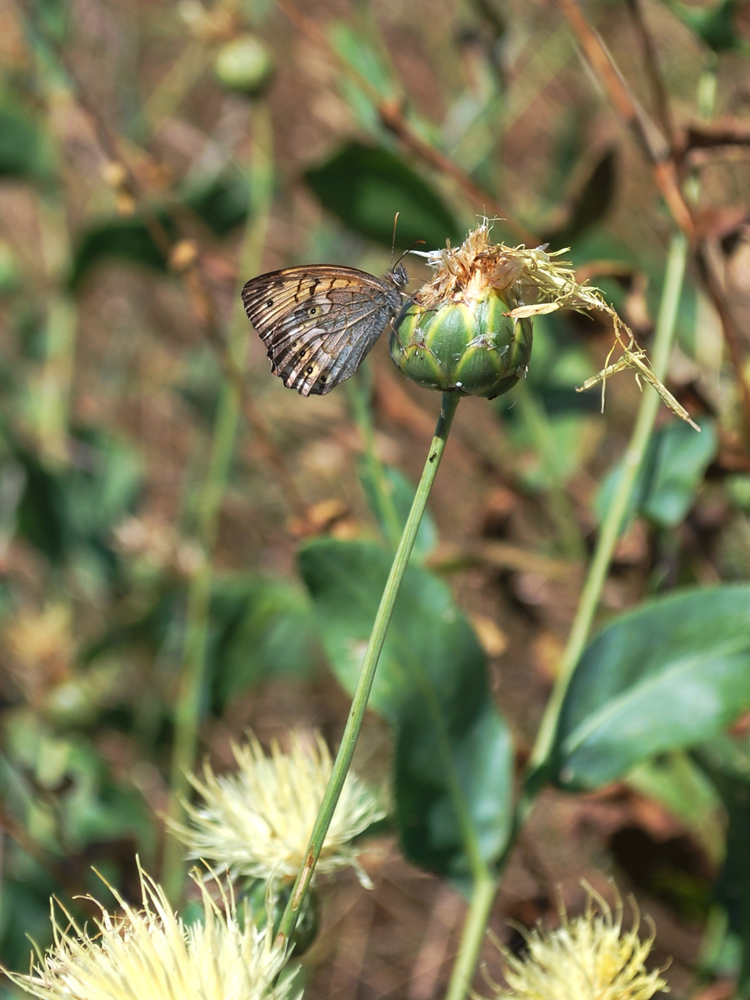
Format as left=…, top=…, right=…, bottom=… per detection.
left=130, top=39, right=210, bottom=140
left=444, top=872, right=496, bottom=1000
left=277, top=391, right=460, bottom=947
left=526, top=51, right=715, bottom=787
left=527, top=228, right=690, bottom=782
left=35, top=142, right=76, bottom=464
left=162, top=105, right=273, bottom=898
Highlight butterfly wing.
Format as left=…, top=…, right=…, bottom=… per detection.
left=242, top=265, right=403, bottom=396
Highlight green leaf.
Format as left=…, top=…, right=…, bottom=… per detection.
left=0, top=100, right=54, bottom=183
left=396, top=701, right=513, bottom=877
left=0, top=866, right=59, bottom=970
left=14, top=427, right=142, bottom=565
left=305, top=142, right=460, bottom=251
left=299, top=537, right=513, bottom=877
left=660, top=0, right=740, bottom=53
left=358, top=461, right=437, bottom=560
left=2, top=716, right=154, bottom=854
left=543, top=147, right=618, bottom=248
left=329, top=24, right=396, bottom=100
left=627, top=752, right=723, bottom=864
left=328, top=24, right=399, bottom=136
left=595, top=417, right=717, bottom=530
left=183, top=172, right=251, bottom=236
left=694, top=737, right=750, bottom=992
left=547, top=585, right=750, bottom=790
left=64, top=430, right=143, bottom=539
left=208, top=574, right=320, bottom=708
left=299, top=538, right=483, bottom=719
left=70, top=173, right=250, bottom=288
left=69, top=217, right=170, bottom=289
left=496, top=315, right=598, bottom=490
left=36, top=0, right=71, bottom=42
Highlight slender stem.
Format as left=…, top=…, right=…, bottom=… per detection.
left=277, top=392, right=460, bottom=946
left=35, top=175, right=76, bottom=463
left=444, top=873, right=496, bottom=1000
left=526, top=51, right=715, bottom=782
left=527, top=229, right=689, bottom=779
left=130, top=39, right=209, bottom=140
left=162, top=106, right=274, bottom=896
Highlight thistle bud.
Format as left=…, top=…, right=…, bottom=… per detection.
left=214, top=35, right=274, bottom=96
left=390, top=224, right=533, bottom=399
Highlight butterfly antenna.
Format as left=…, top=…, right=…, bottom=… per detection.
left=393, top=239, right=426, bottom=271
left=390, top=212, right=400, bottom=267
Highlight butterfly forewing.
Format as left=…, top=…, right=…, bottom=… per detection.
left=242, top=264, right=407, bottom=395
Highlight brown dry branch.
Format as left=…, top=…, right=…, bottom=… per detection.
left=555, top=0, right=750, bottom=446
left=681, top=119, right=750, bottom=155
left=554, top=0, right=693, bottom=237
left=696, top=243, right=750, bottom=440
left=624, top=0, right=676, bottom=152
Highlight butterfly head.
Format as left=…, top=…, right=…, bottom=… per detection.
left=389, top=263, right=409, bottom=290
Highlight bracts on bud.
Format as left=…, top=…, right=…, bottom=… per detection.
left=390, top=220, right=697, bottom=430
left=390, top=224, right=533, bottom=399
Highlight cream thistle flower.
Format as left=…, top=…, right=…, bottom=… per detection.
left=171, top=731, right=386, bottom=887
left=404, top=222, right=697, bottom=428
left=3, top=866, right=297, bottom=1000
left=490, top=885, right=668, bottom=1000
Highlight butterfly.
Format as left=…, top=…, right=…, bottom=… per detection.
left=241, top=263, right=409, bottom=396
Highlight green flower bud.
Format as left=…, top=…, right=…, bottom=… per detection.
left=214, top=35, right=274, bottom=96
left=390, top=288, right=532, bottom=399
left=392, top=221, right=698, bottom=428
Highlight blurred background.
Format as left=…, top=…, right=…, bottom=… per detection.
left=1, top=0, right=749, bottom=997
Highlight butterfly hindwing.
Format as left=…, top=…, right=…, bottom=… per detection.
left=242, top=264, right=407, bottom=395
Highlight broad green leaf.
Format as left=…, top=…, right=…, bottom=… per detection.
left=298, top=538, right=485, bottom=720
left=596, top=417, right=717, bottom=530
left=305, top=142, right=460, bottom=250
left=64, top=430, right=142, bottom=539
left=727, top=474, right=750, bottom=512
left=396, top=701, right=513, bottom=878
left=208, top=574, right=319, bottom=708
left=299, top=537, right=513, bottom=877
left=548, top=585, right=750, bottom=790
left=358, top=461, right=437, bottom=560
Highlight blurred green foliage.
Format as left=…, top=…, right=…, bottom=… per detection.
left=0, top=0, right=749, bottom=994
